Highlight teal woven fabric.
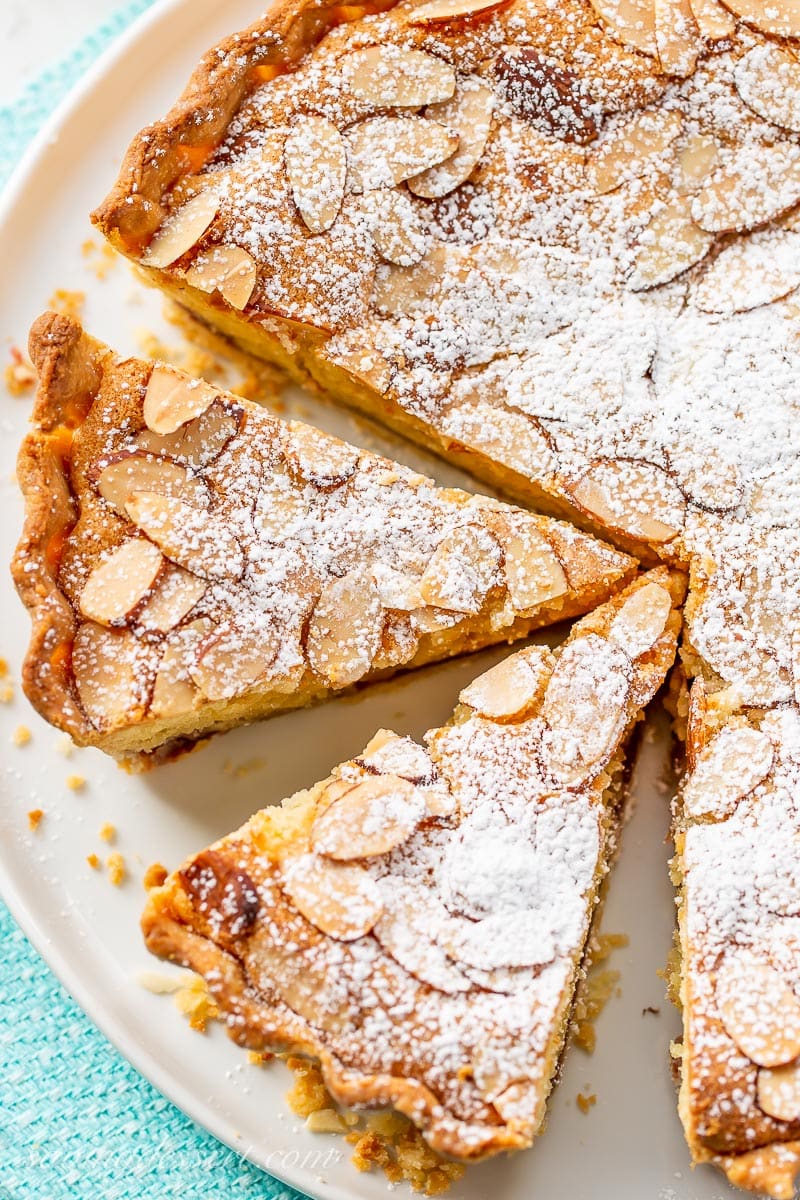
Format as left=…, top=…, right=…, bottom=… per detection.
left=0, top=8, right=307, bottom=1198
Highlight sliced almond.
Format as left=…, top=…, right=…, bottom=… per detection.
left=628, top=200, right=713, bottom=290
left=371, top=563, right=425, bottom=611
left=675, top=133, right=720, bottom=194
left=341, top=46, right=456, bottom=108
left=758, top=1063, right=800, bottom=1122
left=492, top=1080, right=538, bottom=1124
left=715, top=951, right=800, bottom=1067
left=284, top=117, right=346, bottom=234
left=150, top=626, right=204, bottom=719
left=410, top=0, right=510, bottom=22
left=72, top=622, right=147, bottom=730
left=440, top=910, right=557, bottom=970
left=282, top=853, right=383, bottom=941
left=655, top=0, right=699, bottom=77
left=135, top=564, right=206, bottom=633
left=683, top=724, right=773, bottom=820
left=609, top=581, right=673, bottom=659
left=141, top=191, right=219, bottom=268
left=408, top=79, right=494, bottom=199
left=191, top=619, right=285, bottom=700
left=569, top=458, right=686, bottom=543
left=374, top=878, right=472, bottom=994
left=542, top=633, right=631, bottom=787
left=459, top=645, right=554, bottom=721
left=310, top=773, right=426, bottom=859
left=587, top=109, right=683, bottom=196
left=306, top=567, right=384, bottom=687
left=95, top=451, right=208, bottom=515
left=419, top=523, right=502, bottom=614
left=587, top=0, right=658, bottom=56
left=358, top=730, right=436, bottom=783
left=184, top=244, right=257, bottom=310
left=135, top=400, right=242, bottom=469
left=125, top=491, right=244, bottom=581
left=285, top=423, right=359, bottom=490
left=690, top=0, right=736, bottom=35
left=143, top=364, right=219, bottom=435
left=735, top=45, right=800, bottom=135
left=718, top=0, right=800, bottom=36
left=686, top=676, right=708, bottom=773
left=691, top=144, right=800, bottom=234
left=692, top=228, right=800, bottom=314
left=365, top=190, right=429, bottom=267
left=500, top=525, right=568, bottom=612
left=346, top=117, right=459, bottom=192
left=78, top=539, right=163, bottom=626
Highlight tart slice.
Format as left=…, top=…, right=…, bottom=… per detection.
left=143, top=568, right=684, bottom=1159
left=12, top=312, right=635, bottom=765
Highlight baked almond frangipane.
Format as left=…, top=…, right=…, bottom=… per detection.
left=143, top=568, right=683, bottom=1159
left=12, top=312, right=635, bottom=763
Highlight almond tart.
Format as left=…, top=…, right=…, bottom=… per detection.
left=12, top=312, right=635, bottom=765
left=142, top=568, right=683, bottom=1160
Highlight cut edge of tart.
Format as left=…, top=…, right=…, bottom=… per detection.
left=141, top=567, right=684, bottom=1161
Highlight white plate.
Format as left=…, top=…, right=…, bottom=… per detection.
left=0, top=4, right=733, bottom=1198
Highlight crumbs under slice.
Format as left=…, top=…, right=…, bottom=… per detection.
left=143, top=861, right=168, bottom=891
left=572, top=931, right=629, bottom=1055
left=27, top=809, right=43, bottom=831
left=3, top=348, right=35, bottom=396
left=86, top=853, right=101, bottom=870
left=106, top=852, right=126, bottom=886
left=81, top=237, right=118, bottom=280
left=576, top=1091, right=597, bottom=1114
left=139, top=969, right=220, bottom=1033
left=13, top=725, right=31, bottom=747
left=47, top=289, right=85, bottom=319
left=66, top=774, right=85, bottom=791
left=98, top=822, right=116, bottom=843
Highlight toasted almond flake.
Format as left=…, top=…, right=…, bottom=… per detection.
left=757, top=1063, right=800, bottom=1121
left=342, top=46, right=456, bottom=108
left=440, top=909, right=557, bottom=970
left=735, top=45, right=800, bottom=135
left=500, top=525, right=568, bottom=612
left=655, top=0, right=699, bottom=77
left=191, top=620, right=284, bottom=700
left=408, top=79, right=494, bottom=199
left=141, top=191, right=219, bottom=268
left=718, top=0, right=800, bottom=35
left=493, top=1080, right=538, bottom=1122
left=459, top=645, right=554, bottom=721
left=542, top=633, right=632, bottom=786
left=184, top=244, right=256, bottom=310
left=587, top=0, right=658, bottom=56
left=675, top=132, right=720, bottom=193
left=346, top=117, right=459, bottom=192
left=285, top=423, right=359, bottom=490
left=682, top=724, right=773, bottom=820
left=609, top=581, right=672, bottom=659
left=419, top=523, right=502, bottom=614
left=692, top=229, right=800, bottom=314
left=365, top=190, right=428, bottom=267
left=306, top=567, right=384, bottom=688
left=282, top=853, right=383, bottom=940
left=569, top=459, right=686, bottom=543
left=410, top=0, right=509, bottom=22
left=691, top=144, right=800, bottom=234
left=587, top=109, right=683, bottom=196
left=150, top=638, right=200, bottom=720
left=72, top=622, right=146, bottom=730
left=371, top=563, right=425, bottom=611
left=374, top=878, right=472, bottom=993
left=358, top=730, right=435, bottom=781
left=284, top=117, right=346, bottom=234
left=689, top=0, right=736, bottom=35
left=78, top=539, right=163, bottom=626
left=305, top=1110, right=349, bottom=1134
left=715, top=951, right=800, bottom=1067
left=628, top=200, right=713, bottom=290
left=143, top=364, right=219, bottom=435
left=96, top=451, right=208, bottom=515
left=125, top=491, right=244, bottom=581
left=310, top=773, right=426, bottom=859
left=135, top=400, right=242, bottom=469
left=135, top=564, right=206, bottom=634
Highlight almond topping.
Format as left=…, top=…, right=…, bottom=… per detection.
left=125, top=491, right=244, bottom=581
left=135, top=564, right=206, bottom=633
left=675, top=133, right=720, bottom=194
left=689, top=0, right=735, bottom=35
left=757, top=1064, right=800, bottom=1122
left=408, top=79, right=494, bottom=199
left=570, top=458, right=686, bottom=543
left=587, top=0, right=658, bottom=57
left=371, top=563, right=425, bottom=611
left=141, top=191, right=219, bottom=268
left=73, top=622, right=147, bottom=730
left=692, top=229, right=800, bottom=314
left=96, top=451, right=208, bottom=514
left=655, top=0, right=699, bottom=78
left=683, top=725, right=773, bottom=820
left=310, top=774, right=426, bottom=859
left=150, top=628, right=203, bottom=719
left=282, top=853, right=383, bottom=941
left=609, top=581, right=673, bottom=659
left=492, top=1081, right=538, bottom=1123
left=374, top=879, right=472, bottom=993
left=284, top=117, right=346, bottom=234
left=364, top=190, right=428, bottom=267
left=285, top=423, right=359, bottom=490
left=306, top=567, right=384, bottom=687
left=717, top=0, right=800, bottom=36
left=587, top=110, right=683, bottom=196
left=191, top=620, right=285, bottom=700
left=735, top=46, right=800, bottom=135
left=410, top=0, right=510, bottom=22
left=78, top=539, right=164, bottom=626
left=441, top=909, right=557, bottom=970
left=500, top=525, right=568, bottom=612
left=143, top=364, right=219, bottom=435
left=494, top=49, right=601, bottom=145
left=184, top=244, right=257, bottom=310
left=135, top=400, right=242, bottom=468
left=459, top=645, right=554, bottom=721
left=346, top=117, right=459, bottom=192
left=715, top=951, right=800, bottom=1067
left=419, top=523, right=502, bottom=613
left=542, top=633, right=631, bottom=786
left=691, top=144, right=800, bottom=234
left=342, top=46, right=456, bottom=108
left=628, top=200, right=713, bottom=290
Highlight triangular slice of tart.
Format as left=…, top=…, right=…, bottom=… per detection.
left=143, top=568, right=683, bottom=1159
left=13, top=312, right=635, bottom=765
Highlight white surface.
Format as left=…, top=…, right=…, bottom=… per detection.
left=0, top=2, right=734, bottom=1198
left=0, top=0, right=115, bottom=106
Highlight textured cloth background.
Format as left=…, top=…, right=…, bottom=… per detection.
left=0, top=5, right=306, bottom=1197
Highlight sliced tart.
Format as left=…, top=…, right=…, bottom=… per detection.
left=143, top=568, right=684, bottom=1159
